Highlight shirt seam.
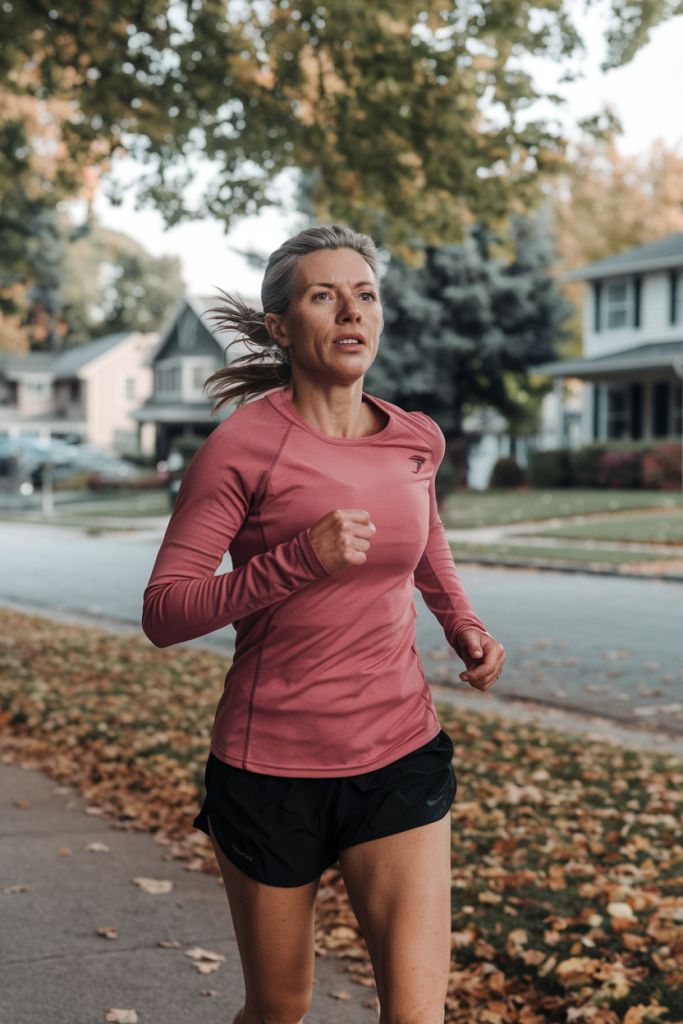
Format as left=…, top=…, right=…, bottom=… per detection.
left=243, top=420, right=295, bottom=767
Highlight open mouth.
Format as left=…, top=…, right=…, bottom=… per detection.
left=333, top=335, right=365, bottom=346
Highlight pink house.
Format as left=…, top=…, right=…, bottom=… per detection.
left=0, top=331, right=157, bottom=451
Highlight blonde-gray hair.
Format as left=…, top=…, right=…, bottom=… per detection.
left=205, top=224, right=380, bottom=410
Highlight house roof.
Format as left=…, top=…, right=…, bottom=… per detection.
left=563, top=232, right=683, bottom=282
left=51, top=332, right=133, bottom=376
left=535, top=340, right=683, bottom=377
left=0, top=332, right=133, bottom=381
left=145, top=294, right=261, bottom=366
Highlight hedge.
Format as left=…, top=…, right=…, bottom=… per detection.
left=530, top=442, right=682, bottom=490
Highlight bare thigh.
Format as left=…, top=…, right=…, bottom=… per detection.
left=208, top=818, right=320, bottom=1024
left=339, top=814, right=452, bottom=1024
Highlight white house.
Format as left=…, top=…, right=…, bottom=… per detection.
left=537, top=232, right=683, bottom=446
left=0, top=331, right=156, bottom=451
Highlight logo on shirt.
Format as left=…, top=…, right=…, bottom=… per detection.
left=231, top=843, right=254, bottom=862
left=409, top=456, right=425, bottom=473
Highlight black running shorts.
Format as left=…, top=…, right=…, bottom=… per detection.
left=193, top=729, right=456, bottom=888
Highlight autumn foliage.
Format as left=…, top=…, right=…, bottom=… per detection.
left=1, top=608, right=683, bottom=1023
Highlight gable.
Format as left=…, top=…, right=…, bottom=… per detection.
left=153, top=303, right=225, bottom=362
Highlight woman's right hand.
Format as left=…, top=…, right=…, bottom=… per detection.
left=309, top=509, right=376, bottom=573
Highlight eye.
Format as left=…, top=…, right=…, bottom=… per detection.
left=313, top=291, right=331, bottom=301
left=359, top=291, right=376, bottom=302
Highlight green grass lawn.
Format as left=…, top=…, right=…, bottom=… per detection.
left=449, top=542, right=682, bottom=567
left=442, top=490, right=683, bottom=529
left=536, top=510, right=683, bottom=545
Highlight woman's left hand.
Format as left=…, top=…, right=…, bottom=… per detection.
left=454, top=629, right=505, bottom=690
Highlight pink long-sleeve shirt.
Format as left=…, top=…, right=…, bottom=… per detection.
left=143, top=389, right=485, bottom=777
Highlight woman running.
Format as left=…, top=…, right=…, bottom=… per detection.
left=143, top=224, right=505, bottom=1024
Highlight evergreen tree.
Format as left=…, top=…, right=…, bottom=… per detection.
left=366, top=214, right=572, bottom=461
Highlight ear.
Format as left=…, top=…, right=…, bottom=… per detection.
left=265, top=312, right=291, bottom=349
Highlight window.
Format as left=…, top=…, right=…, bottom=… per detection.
left=674, top=383, right=682, bottom=436
left=606, top=282, right=629, bottom=329
left=193, top=366, right=206, bottom=390
left=125, top=377, right=135, bottom=400
left=156, top=365, right=181, bottom=394
left=653, top=381, right=671, bottom=437
left=607, top=387, right=629, bottom=439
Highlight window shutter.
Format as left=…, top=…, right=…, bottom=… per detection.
left=670, top=271, right=679, bottom=324
left=593, top=281, right=602, bottom=332
left=633, top=276, right=642, bottom=328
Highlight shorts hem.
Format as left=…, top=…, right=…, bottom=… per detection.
left=337, top=776, right=456, bottom=855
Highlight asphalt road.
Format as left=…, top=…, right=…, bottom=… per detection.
left=1, top=521, right=682, bottom=730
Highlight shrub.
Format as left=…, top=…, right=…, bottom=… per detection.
left=594, top=448, right=642, bottom=488
left=571, top=444, right=607, bottom=487
left=641, top=443, right=682, bottom=490
left=530, top=449, right=573, bottom=488
left=488, top=457, right=525, bottom=489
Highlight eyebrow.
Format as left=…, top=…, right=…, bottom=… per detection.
left=305, top=281, right=376, bottom=290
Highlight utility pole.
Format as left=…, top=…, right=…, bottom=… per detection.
left=42, top=460, right=54, bottom=518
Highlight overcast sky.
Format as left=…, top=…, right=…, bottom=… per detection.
left=92, top=8, right=683, bottom=298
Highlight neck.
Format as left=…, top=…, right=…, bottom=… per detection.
left=285, top=374, right=370, bottom=438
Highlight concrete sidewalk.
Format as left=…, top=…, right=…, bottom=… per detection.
left=0, top=762, right=374, bottom=1024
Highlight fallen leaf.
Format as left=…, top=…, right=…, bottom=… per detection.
left=506, top=928, right=528, bottom=956
left=185, top=947, right=225, bottom=962
left=132, top=877, right=173, bottom=895
left=607, top=902, right=635, bottom=921
left=97, top=926, right=119, bottom=940
left=158, top=940, right=181, bottom=948
left=199, top=990, right=222, bottom=997
left=364, top=997, right=380, bottom=1011
left=57, top=847, right=71, bottom=856
left=331, top=991, right=351, bottom=1001
left=15, top=800, right=30, bottom=809
left=450, top=930, right=475, bottom=949
left=4, top=884, right=28, bottom=893
left=105, top=1011, right=138, bottom=1023
left=85, top=842, right=110, bottom=853
left=537, top=955, right=557, bottom=978
left=555, top=957, right=599, bottom=988
left=622, top=1004, right=670, bottom=1024
left=195, top=962, right=221, bottom=975
left=478, top=890, right=502, bottom=904
left=85, top=806, right=104, bottom=815
left=520, top=950, right=546, bottom=966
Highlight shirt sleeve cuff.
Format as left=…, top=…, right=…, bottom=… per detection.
left=299, top=527, right=332, bottom=578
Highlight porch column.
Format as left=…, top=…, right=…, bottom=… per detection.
left=553, top=377, right=565, bottom=448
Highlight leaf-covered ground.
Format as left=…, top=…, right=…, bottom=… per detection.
left=1, top=609, right=682, bottom=1024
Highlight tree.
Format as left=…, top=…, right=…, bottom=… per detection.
left=60, top=219, right=184, bottom=345
left=365, top=213, right=572, bottom=480
left=1, top=2, right=680, bottom=252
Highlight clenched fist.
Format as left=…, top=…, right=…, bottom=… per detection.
left=309, top=509, right=376, bottom=573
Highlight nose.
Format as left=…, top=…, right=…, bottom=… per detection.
left=336, top=292, right=362, bottom=324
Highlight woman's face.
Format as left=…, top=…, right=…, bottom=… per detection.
left=266, top=247, right=382, bottom=386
